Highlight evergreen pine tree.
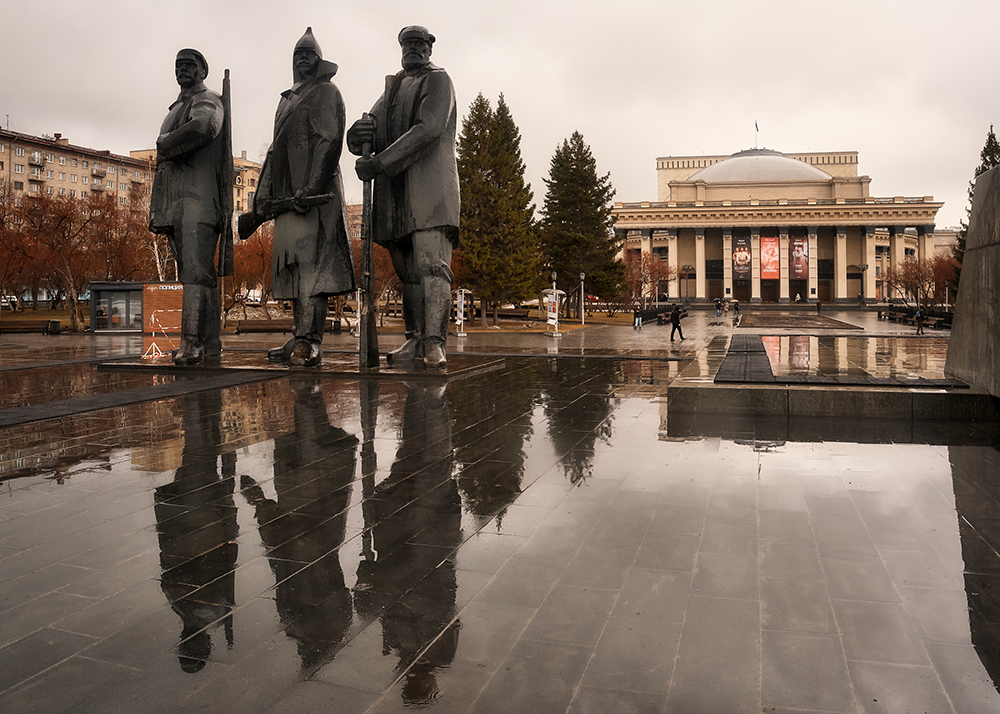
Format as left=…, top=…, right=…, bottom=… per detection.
left=540, top=131, right=624, bottom=302
left=955, top=125, right=1000, bottom=290
left=456, top=93, right=540, bottom=324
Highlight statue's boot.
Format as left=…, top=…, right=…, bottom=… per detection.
left=174, top=338, right=205, bottom=365
left=421, top=275, right=452, bottom=370
left=289, top=339, right=322, bottom=367
left=422, top=337, right=446, bottom=370
left=175, top=284, right=211, bottom=365
left=387, top=332, right=422, bottom=364
left=204, top=286, right=222, bottom=356
left=267, top=337, right=296, bottom=362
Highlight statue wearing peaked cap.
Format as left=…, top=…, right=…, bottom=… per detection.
left=149, top=48, right=232, bottom=365
left=249, top=27, right=355, bottom=367
left=347, top=26, right=460, bottom=370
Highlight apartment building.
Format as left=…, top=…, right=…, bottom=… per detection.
left=0, top=129, right=151, bottom=205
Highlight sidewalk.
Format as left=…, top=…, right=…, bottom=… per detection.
left=1, top=314, right=998, bottom=714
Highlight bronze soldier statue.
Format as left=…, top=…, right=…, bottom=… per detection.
left=347, top=26, right=460, bottom=369
left=244, top=28, right=355, bottom=367
left=150, top=49, right=232, bottom=365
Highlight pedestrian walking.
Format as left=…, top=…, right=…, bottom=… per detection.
left=670, top=304, right=685, bottom=342
left=914, top=305, right=925, bottom=335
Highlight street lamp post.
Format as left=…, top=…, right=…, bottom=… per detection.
left=579, top=272, right=586, bottom=326
left=682, top=265, right=694, bottom=305
left=859, top=264, right=868, bottom=308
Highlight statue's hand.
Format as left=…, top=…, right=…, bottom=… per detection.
left=291, top=189, right=311, bottom=214
left=351, top=116, right=376, bottom=146
left=355, top=155, right=382, bottom=182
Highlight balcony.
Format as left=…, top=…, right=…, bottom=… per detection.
left=92, top=167, right=106, bottom=178
left=90, top=182, right=105, bottom=191
left=28, top=153, right=44, bottom=166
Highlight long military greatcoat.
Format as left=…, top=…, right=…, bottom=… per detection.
left=347, top=62, right=460, bottom=247
left=256, top=75, right=355, bottom=300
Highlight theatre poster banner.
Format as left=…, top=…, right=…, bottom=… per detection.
left=761, top=234, right=779, bottom=280
left=790, top=236, right=809, bottom=280
left=733, top=236, right=751, bottom=280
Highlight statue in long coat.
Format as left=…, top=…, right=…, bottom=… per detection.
left=254, top=27, right=355, bottom=367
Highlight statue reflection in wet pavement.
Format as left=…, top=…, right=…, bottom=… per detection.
left=154, top=390, right=238, bottom=673
left=241, top=377, right=358, bottom=670
left=355, top=380, right=461, bottom=707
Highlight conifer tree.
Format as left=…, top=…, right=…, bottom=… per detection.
left=456, top=93, right=540, bottom=325
left=955, top=125, right=1000, bottom=290
left=540, top=131, right=624, bottom=303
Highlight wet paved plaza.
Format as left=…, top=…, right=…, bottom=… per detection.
left=2, top=312, right=999, bottom=713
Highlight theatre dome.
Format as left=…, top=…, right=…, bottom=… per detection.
left=689, top=148, right=831, bottom=182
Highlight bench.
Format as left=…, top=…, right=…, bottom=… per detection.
left=0, top=319, right=59, bottom=334
left=234, top=318, right=340, bottom=334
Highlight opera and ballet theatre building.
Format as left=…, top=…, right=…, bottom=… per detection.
left=612, top=149, right=953, bottom=304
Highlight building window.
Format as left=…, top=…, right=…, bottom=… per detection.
left=249, top=178, right=255, bottom=187
left=15, top=146, right=24, bottom=156
left=107, top=180, right=114, bottom=188
left=81, top=191, right=87, bottom=198
left=0, top=161, right=3, bottom=171
left=59, top=172, right=66, bottom=180
left=119, top=196, right=127, bottom=205
left=120, top=167, right=127, bottom=175
left=14, top=164, right=23, bottom=174
left=71, top=158, right=77, bottom=167
left=82, top=160, right=89, bottom=168
left=46, top=186, right=54, bottom=194
left=58, top=188, right=66, bottom=196
left=59, top=157, right=66, bottom=165
left=71, top=174, right=77, bottom=183
left=70, top=189, right=76, bottom=197
left=46, top=170, right=54, bottom=178
left=82, top=176, right=89, bottom=184
left=14, top=181, right=23, bottom=191
left=119, top=182, right=126, bottom=191
left=0, top=144, right=4, bottom=152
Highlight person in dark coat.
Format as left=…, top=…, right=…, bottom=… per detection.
left=255, top=28, right=356, bottom=367
left=149, top=48, right=231, bottom=365
left=348, top=26, right=460, bottom=369
left=670, top=304, right=685, bottom=341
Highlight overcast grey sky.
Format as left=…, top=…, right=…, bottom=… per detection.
left=5, top=0, right=998, bottom=227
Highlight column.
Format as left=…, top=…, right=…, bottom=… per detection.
left=667, top=228, right=679, bottom=299
left=889, top=225, right=907, bottom=275
left=695, top=227, right=706, bottom=300
left=807, top=226, right=819, bottom=302
left=834, top=225, right=848, bottom=302
left=779, top=227, right=790, bottom=303
left=862, top=225, right=877, bottom=303
left=723, top=228, right=733, bottom=298
left=917, top=224, right=935, bottom=262
left=750, top=227, right=761, bottom=303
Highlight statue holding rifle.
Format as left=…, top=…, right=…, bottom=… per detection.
left=243, top=27, right=355, bottom=367
left=149, top=48, right=233, bottom=365
left=347, top=25, right=460, bottom=369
